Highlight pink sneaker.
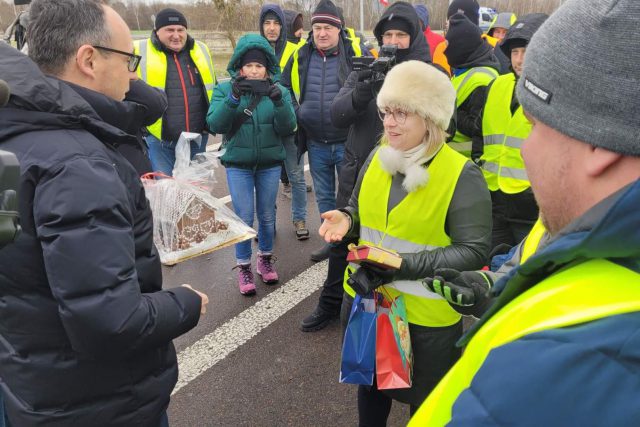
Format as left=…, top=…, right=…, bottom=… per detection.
left=256, top=254, right=279, bottom=285
left=234, top=264, right=256, bottom=295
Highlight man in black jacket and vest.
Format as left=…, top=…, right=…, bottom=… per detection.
left=0, top=1, right=208, bottom=425
left=281, top=0, right=366, bottom=263
left=134, top=8, right=216, bottom=176
left=300, top=1, right=434, bottom=331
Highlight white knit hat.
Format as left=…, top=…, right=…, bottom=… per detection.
left=376, top=61, right=456, bottom=131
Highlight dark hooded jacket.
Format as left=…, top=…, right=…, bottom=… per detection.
left=469, top=13, right=548, bottom=159
left=121, top=79, right=168, bottom=175
left=0, top=44, right=201, bottom=426
left=259, top=4, right=287, bottom=60
left=330, top=1, right=432, bottom=208
left=284, top=9, right=304, bottom=44
left=445, top=13, right=500, bottom=159
left=447, top=180, right=640, bottom=425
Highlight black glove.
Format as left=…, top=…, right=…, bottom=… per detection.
left=268, top=84, right=283, bottom=103
left=347, top=263, right=396, bottom=296
left=231, top=76, right=252, bottom=100
left=352, top=79, right=374, bottom=110
left=422, top=268, right=492, bottom=307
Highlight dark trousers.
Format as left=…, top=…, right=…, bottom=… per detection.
left=490, top=189, right=539, bottom=250
left=317, top=239, right=355, bottom=314
left=341, top=294, right=463, bottom=426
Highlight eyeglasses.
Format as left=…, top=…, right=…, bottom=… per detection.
left=92, top=45, right=142, bottom=72
left=378, top=108, right=408, bottom=124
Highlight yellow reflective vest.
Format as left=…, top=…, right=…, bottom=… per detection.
left=289, top=39, right=364, bottom=102
left=480, top=73, right=532, bottom=192
left=279, top=39, right=305, bottom=71
left=343, top=144, right=469, bottom=327
left=345, top=27, right=363, bottom=57
left=449, top=67, right=499, bottom=157
left=520, top=217, right=546, bottom=263
left=134, top=38, right=216, bottom=140
left=409, top=258, right=640, bottom=425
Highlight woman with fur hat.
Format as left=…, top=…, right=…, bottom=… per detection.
left=207, top=34, right=296, bottom=296
left=320, top=60, right=491, bottom=424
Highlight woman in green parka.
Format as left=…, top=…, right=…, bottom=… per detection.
left=207, top=34, right=297, bottom=296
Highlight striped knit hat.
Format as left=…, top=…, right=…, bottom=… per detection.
left=311, top=0, right=342, bottom=29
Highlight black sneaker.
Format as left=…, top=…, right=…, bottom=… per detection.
left=300, top=306, right=338, bottom=332
left=310, top=244, right=331, bottom=262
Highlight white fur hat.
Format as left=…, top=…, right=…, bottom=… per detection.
left=377, top=60, right=456, bottom=131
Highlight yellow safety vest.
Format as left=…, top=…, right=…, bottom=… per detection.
left=134, top=38, right=216, bottom=140
left=345, top=27, right=363, bottom=57
left=409, top=258, right=640, bottom=425
left=290, top=37, right=364, bottom=102
left=449, top=67, right=499, bottom=157
left=343, top=144, right=468, bottom=327
left=520, top=217, right=546, bottom=263
left=480, top=73, right=532, bottom=193
left=279, top=39, right=305, bottom=71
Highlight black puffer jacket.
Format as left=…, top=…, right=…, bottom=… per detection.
left=120, top=79, right=168, bottom=175
left=0, top=44, right=201, bottom=426
left=151, top=31, right=210, bottom=142
left=330, top=1, right=432, bottom=207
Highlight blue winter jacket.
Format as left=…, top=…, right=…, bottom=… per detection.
left=447, top=179, right=640, bottom=426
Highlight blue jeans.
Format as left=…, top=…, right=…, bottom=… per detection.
left=226, top=166, right=281, bottom=263
left=146, top=134, right=208, bottom=176
left=307, top=140, right=345, bottom=215
left=282, top=135, right=307, bottom=222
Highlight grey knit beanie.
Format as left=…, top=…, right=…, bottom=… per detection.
left=516, top=0, right=640, bottom=156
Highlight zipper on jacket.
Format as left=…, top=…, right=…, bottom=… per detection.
left=173, top=53, right=190, bottom=132
left=187, top=64, right=196, bottom=86
left=320, top=54, right=326, bottom=143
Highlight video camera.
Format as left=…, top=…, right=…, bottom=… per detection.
left=352, top=45, right=398, bottom=83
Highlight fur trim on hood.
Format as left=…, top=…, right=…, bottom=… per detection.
left=377, top=60, right=455, bottom=130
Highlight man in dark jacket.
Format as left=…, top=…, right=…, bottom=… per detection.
left=411, top=0, right=640, bottom=423
left=300, top=1, right=433, bottom=331
left=445, top=13, right=500, bottom=159
left=0, top=1, right=207, bottom=425
left=134, top=8, right=216, bottom=176
left=281, top=0, right=366, bottom=262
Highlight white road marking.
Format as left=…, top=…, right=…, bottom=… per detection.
left=173, top=260, right=329, bottom=395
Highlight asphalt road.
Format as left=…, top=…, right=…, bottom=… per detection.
left=164, top=137, right=411, bottom=426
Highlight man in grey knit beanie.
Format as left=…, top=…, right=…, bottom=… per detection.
left=408, top=0, right=640, bottom=424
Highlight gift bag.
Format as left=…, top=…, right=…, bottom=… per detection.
left=376, top=294, right=413, bottom=390
left=340, top=294, right=377, bottom=385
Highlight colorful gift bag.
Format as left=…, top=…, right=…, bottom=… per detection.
left=376, top=295, right=413, bottom=390
left=340, top=294, right=377, bottom=385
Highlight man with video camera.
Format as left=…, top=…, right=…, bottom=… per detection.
left=299, top=1, right=433, bottom=332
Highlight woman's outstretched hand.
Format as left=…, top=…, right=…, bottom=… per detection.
left=318, top=210, right=350, bottom=243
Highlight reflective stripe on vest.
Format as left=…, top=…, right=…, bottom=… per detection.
left=480, top=73, right=532, bottom=192
left=134, top=39, right=216, bottom=140
left=409, top=258, right=640, bottom=426
left=520, top=217, right=546, bottom=263
left=449, top=67, right=498, bottom=158
left=343, top=144, right=468, bottom=327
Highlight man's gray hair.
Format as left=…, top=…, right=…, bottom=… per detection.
left=28, top=0, right=111, bottom=75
